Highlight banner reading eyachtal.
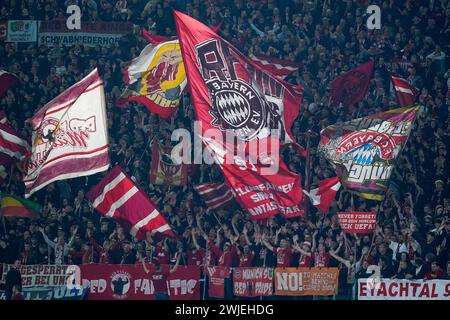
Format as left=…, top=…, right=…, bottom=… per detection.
left=318, top=105, right=421, bottom=201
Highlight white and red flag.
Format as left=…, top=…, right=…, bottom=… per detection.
left=0, top=70, right=19, bottom=97
left=249, top=54, right=300, bottom=80
left=0, top=121, right=30, bottom=186
left=86, top=165, right=174, bottom=239
left=24, top=68, right=109, bottom=197
left=149, top=140, right=188, bottom=186
left=391, top=75, right=418, bottom=107
left=174, top=11, right=304, bottom=220
left=194, top=182, right=236, bottom=210
left=303, top=177, right=341, bottom=212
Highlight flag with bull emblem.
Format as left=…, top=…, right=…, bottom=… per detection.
left=318, top=105, right=421, bottom=201
left=117, top=37, right=187, bottom=119
left=24, top=68, right=109, bottom=197
left=174, top=11, right=304, bottom=220
left=149, top=140, right=188, bottom=186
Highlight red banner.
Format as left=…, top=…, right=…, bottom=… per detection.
left=233, top=267, right=274, bottom=297
left=149, top=140, right=188, bottom=186
left=337, top=212, right=377, bottom=234
left=206, top=266, right=230, bottom=298
left=80, top=264, right=200, bottom=300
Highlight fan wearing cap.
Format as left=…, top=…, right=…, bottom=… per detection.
left=262, top=229, right=293, bottom=268
left=292, top=234, right=314, bottom=268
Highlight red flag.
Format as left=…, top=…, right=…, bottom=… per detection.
left=303, top=177, right=341, bottom=212
left=249, top=54, right=300, bottom=79
left=337, top=212, right=377, bottom=234
left=174, top=11, right=304, bottom=220
left=391, top=75, right=418, bottom=107
left=0, top=70, right=19, bottom=97
left=330, top=61, right=374, bottom=108
left=194, top=182, right=236, bottom=210
left=86, top=165, right=174, bottom=239
left=149, top=140, right=188, bottom=186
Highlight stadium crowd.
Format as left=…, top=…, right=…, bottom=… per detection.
left=0, top=0, right=450, bottom=299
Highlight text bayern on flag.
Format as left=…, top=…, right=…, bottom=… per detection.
left=173, top=10, right=304, bottom=220
left=318, top=105, right=422, bottom=201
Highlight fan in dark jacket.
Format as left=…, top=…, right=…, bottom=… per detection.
left=5, top=260, right=22, bottom=300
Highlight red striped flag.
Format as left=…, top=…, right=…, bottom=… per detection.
left=303, top=177, right=341, bottom=212
left=86, top=165, right=174, bottom=239
left=249, top=54, right=300, bottom=79
left=194, top=182, right=235, bottom=210
left=391, top=75, right=418, bottom=107
left=0, top=122, right=30, bottom=161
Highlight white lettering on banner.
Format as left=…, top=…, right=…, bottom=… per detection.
left=347, top=164, right=393, bottom=183
left=358, top=279, right=450, bottom=300
left=82, top=279, right=107, bottom=293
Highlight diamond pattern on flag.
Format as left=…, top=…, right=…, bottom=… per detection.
left=86, top=165, right=174, bottom=239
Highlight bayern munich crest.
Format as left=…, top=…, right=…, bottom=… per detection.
left=208, top=79, right=267, bottom=141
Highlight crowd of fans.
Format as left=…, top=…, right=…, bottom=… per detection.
left=0, top=0, right=450, bottom=299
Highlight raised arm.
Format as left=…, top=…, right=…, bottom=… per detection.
left=170, top=253, right=181, bottom=274
left=40, top=227, right=56, bottom=249
left=142, top=259, right=150, bottom=274
left=262, top=235, right=274, bottom=252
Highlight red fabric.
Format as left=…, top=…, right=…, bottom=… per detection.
left=206, top=266, right=230, bottom=298
left=155, top=247, right=170, bottom=265
left=0, top=70, right=19, bottom=97
left=249, top=54, right=301, bottom=79
left=238, top=252, right=255, bottom=267
left=150, top=269, right=170, bottom=292
left=276, top=247, right=292, bottom=267
left=174, top=10, right=304, bottom=220
left=392, top=75, right=419, bottom=107
left=298, top=253, right=313, bottom=267
left=330, top=61, right=374, bottom=108
left=218, top=243, right=236, bottom=267
left=314, top=252, right=331, bottom=267
left=188, top=248, right=205, bottom=266
left=86, top=165, right=174, bottom=239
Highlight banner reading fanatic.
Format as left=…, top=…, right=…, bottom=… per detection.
left=174, top=10, right=304, bottom=220
left=38, top=20, right=132, bottom=47
left=337, top=212, right=377, bottom=234
left=357, top=279, right=450, bottom=300
left=318, top=105, right=421, bottom=200
left=80, top=264, right=200, bottom=300
left=233, top=267, right=274, bottom=297
left=24, top=68, right=109, bottom=197
left=274, top=268, right=339, bottom=296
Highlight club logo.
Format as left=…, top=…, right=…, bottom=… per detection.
left=208, top=79, right=267, bottom=141
left=110, top=271, right=131, bottom=299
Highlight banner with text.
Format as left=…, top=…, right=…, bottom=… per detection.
left=206, top=266, right=230, bottom=298
left=274, top=268, right=339, bottom=296
left=38, top=20, right=133, bottom=47
left=1, top=264, right=71, bottom=287
left=80, top=264, right=200, bottom=300
left=233, top=267, right=274, bottom=297
left=337, top=212, right=377, bottom=234
left=7, top=20, right=37, bottom=42
left=22, top=285, right=87, bottom=300
left=357, top=279, right=450, bottom=300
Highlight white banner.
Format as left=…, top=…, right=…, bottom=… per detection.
left=357, top=279, right=450, bottom=300
left=7, top=20, right=37, bottom=42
